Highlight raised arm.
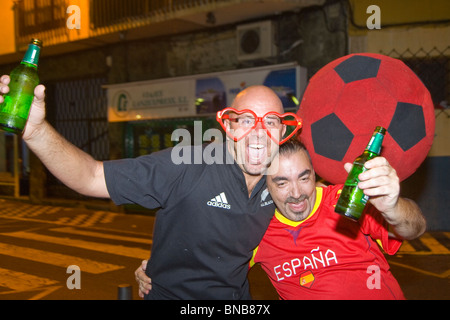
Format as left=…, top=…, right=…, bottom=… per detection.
left=345, top=156, right=426, bottom=240
left=0, top=75, right=109, bottom=198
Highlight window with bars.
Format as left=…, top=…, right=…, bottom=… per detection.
left=16, top=0, right=67, bottom=37
left=90, top=0, right=218, bottom=28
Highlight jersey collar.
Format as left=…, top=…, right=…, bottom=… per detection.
left=274, top=187, right=323, bottom=227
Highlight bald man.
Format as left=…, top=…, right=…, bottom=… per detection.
left=0, top=76, right=291, bottom=299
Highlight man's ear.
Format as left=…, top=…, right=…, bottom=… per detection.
left=224, top=118, right=231, bottom=131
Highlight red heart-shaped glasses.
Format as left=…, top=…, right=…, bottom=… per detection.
left=216, top=107, right=303, bottom=145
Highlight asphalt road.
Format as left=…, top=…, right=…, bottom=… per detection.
left=0, top=198, right=448, bottom=300
left=0, top=198, right=154, bottom=300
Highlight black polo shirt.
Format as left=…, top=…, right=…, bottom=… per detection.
left=104, top=142, right=275, bottom=299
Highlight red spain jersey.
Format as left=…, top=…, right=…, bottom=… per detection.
left=250, top=185, right=405, bottom=300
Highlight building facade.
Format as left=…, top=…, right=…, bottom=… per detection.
left=0, top=0, right=448, bottom=229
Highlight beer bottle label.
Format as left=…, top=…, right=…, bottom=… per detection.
left=360, top=194, right=369, bottom=204
left=366, top=131, right=384, bottom=154
left=22, top=44, right=40, bottom=67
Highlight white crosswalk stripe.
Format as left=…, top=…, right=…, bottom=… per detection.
left=0, top=200, right=119, bottom=227
left=0, top=226, right=151, bottom=298
left=1, top=230, right=150, bottom=259
left=50, top=227, right=152, bottom=245
left=0, top=243, right=125, bottom=274
left=398, top=232, right=450, bottom=255
left=0, top=267, right=58, bottom=292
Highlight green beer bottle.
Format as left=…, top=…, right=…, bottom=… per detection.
left=0, top=39, right=42, bottom=134
left=334, top=126, right=386, bottom=221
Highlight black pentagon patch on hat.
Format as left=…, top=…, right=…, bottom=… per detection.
left=334, top=55, right=381, bottom=83
left=388, top=102, right=426, bottom=151
left=311, top=113, right=353, bottom=161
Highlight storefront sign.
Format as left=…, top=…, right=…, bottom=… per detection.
left=105, top=63, right=306, bottom=122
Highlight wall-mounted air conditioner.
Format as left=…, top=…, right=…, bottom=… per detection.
left=236, top=20, right=276, bottom=61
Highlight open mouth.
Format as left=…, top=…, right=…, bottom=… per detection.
left=287, top=198, right=307, bottom=213
left=247, top=143, right=267, bottom=165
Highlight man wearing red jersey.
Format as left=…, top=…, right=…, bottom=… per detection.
left=249, top=139, right=425, bottom=299
left=136, top=139, right=425, bottom=299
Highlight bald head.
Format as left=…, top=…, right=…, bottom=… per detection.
left=231, top=86, right=284, bottom=116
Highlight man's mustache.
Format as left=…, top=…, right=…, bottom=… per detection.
left=285, top=194, right=308, bottom=204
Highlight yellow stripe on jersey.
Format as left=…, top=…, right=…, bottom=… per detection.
left=249, top=246, right=259, bottom=268
left=375, top=238, right=385, bottom=251
left=274, top=187, right=323, bottom=227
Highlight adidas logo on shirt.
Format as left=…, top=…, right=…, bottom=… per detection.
left=207, top=192, right=231, bottom=210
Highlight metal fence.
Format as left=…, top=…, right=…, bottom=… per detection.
left=90, top=0, right=220, bottom=28
left=381, top=46, right=450, bottom=107
left=16, top=0, right=219, bottom=33
left=45, top=77, right=109, bottom=199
